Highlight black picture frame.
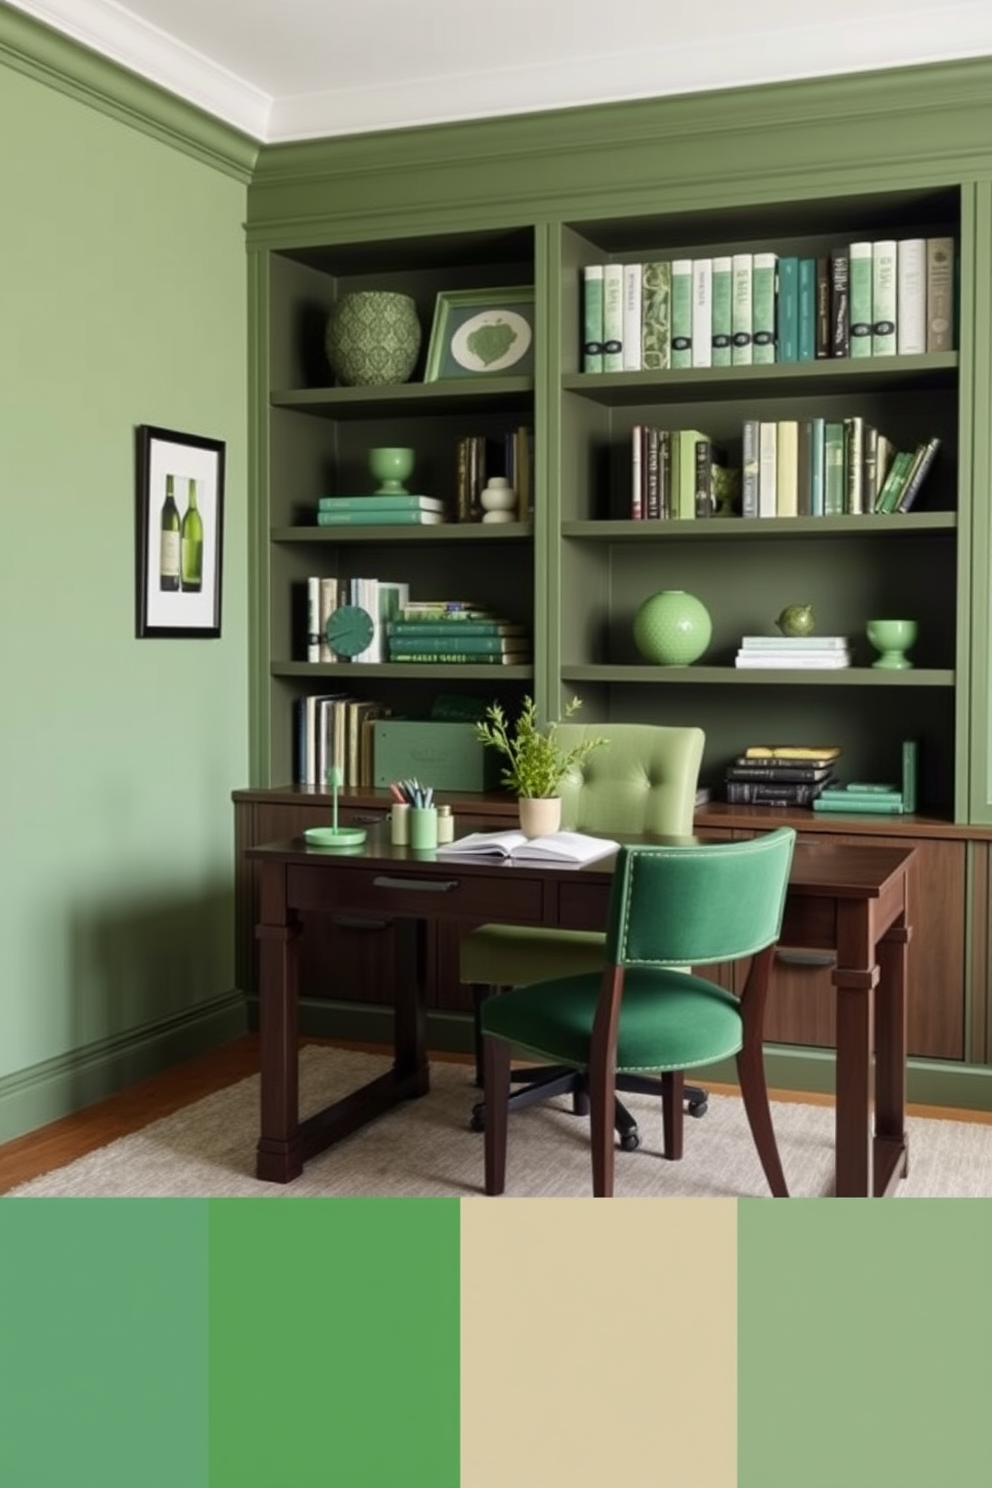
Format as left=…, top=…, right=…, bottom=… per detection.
left=135, top=424, right=225, bottom=638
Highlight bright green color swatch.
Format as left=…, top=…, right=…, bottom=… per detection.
left=738, top=1199, right=991, bottom=1488
left=0, top=1199, right=209, bottom=1488
left=207, top=1198, right=460, bottom=1488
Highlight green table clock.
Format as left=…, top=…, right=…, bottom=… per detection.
left=326, top=604, right=374, bottom=658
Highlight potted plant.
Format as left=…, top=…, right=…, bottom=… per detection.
left=474, top=695, right=607, bottom=836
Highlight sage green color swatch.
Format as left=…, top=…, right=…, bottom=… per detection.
left=737, top=1199, right=991, bottom=1488
left=206, top=1198, right=460, bottom=1488
left=0, top=1199, right=209, bottom=1488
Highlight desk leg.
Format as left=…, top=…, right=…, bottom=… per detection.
left=255, top=865, right=304, bottom=1184
left=393, top=919, right=430, bottom=1096
left=833, top=901, right=878, bottom=1198
left=873, top=924, right=910, bottom=1195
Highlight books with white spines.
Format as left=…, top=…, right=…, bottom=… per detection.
left=735, top=651, right=851, bottom=669
left=602, top=263, right=624, bottom=372
left=622, top=263, right=643, bottom=371
left=751, top=253, right=778, bottom=364
left=897, top=239, right=927, bottom=355
left=691, top=258, right=713, bottom=368
left=307, top=575, right=322, bottom=663
left=740, top=635, right=849, bottom=650
left=872, top=240, right=898, bottom=356
left=711, top=256, right=733, bottom=366
left=436, top=829, right=619, bottom=865
left=757, top=422, right=778, bottom=517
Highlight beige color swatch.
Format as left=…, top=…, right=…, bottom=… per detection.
left=460, top=1198, right=737, bottom=1488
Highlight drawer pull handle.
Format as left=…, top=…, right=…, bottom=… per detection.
left=333, top=916, right=390, bottom=931
left=776, top=948, right=837, bottom=968
left=373, top=875, right=460, bottom=893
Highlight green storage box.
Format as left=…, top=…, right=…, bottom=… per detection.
left=373, top=721, right=500, bottom=793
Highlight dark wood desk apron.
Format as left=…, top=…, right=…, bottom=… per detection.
left=248, top=826, right=914, bottom=1198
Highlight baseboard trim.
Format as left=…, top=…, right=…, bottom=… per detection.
left=245, top=995, right=473, bottom=1054
left=0, top=991, right=248, bottom=1142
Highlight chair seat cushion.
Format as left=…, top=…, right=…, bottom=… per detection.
left=480, top=968, right=743, bottom=1073
left=460, top=924, right=606, bottom=986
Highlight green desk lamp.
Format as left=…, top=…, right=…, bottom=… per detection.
left=304, top=765, right=368, bottom=849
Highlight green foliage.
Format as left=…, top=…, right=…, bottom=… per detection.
left=474, top=695, right=606, bottom=799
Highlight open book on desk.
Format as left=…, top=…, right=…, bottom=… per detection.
left=436, top=829, right=619, bottom=865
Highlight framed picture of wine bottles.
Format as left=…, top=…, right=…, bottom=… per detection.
left=135, top=424, right=226, bottom=638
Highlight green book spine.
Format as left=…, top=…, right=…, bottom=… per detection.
left=844, top=416, right=865, bottom=515
left=602, top=263, right=624, bottom=372
left=874, top=449, right=914, bottom=513
left=316, top=510, right=444, bottom=526
left=813, top=796, right=905, bottom=814
left=849, top=241, right=874, bottom=358
left=741, top=419, right=760, bottom=518
left=670, top=260, right=693, bottom=369
left=675, top=429, right=711, bottom=519
left=752, top=253, right=777, bottom=363
left=897, top=437, right=941, bottom=512
left=872, top=240, right=898, bottom=355
left=797, top=257, right=816, bottom=361
left=582, top=264, right=604, bottom=373
left=317, top=495, right=443, bottom=511
left=823, top=422, right=846, bottom=514
left=902, top=740, right=918, bottom=813
left=731, top=253, right=753, bottom=365
left=389, top=652, right=529, bottom=665
left=926, top=236, right=955, bottom=351
left=711, top=256, right=732, bottom=366
left=776, top=256, right=799, bottom=362
left=641, top=260, right=671, bottom=370
left=390, top=635, right=526, bottom=655
left=390, top=622, right=525, bottom=638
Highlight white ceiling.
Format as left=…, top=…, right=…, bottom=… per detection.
left=9, top=0, right=992, bottom=144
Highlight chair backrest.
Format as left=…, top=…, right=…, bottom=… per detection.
left=604, top=827, right=797, bottom=967
left=555, top=723, right=705, bottom=837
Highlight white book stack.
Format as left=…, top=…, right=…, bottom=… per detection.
left=735, top=635, right=852, bottom=669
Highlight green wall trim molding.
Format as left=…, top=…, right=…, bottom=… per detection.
left=246, top=55, right=992, bottom=250
left=0, top=991, right=247, bottom=1144
left=0, top=2, right=257, bottom=183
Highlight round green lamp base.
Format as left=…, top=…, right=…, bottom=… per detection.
left=304, top=826, right=368, bottom=850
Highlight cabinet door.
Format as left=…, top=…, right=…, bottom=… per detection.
left=763, top=830, right=965, bottom=1059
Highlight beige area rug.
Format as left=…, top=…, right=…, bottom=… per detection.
left=8, top=1046, right=992, bottom=1198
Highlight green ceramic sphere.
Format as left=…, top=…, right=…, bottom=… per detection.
left=325, top=291, right=421, bottom=387
left=633, top=590, right=712, bottom=665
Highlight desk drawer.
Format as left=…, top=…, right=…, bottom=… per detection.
left=287, top=863, right=546, bottom=924
left=557, top=880, right=611, bottom=931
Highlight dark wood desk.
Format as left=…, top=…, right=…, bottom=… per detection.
left=248, top=827, right=914, bottom=1197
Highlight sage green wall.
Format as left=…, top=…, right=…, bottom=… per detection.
left=0, top=60, right=250, bottom=1136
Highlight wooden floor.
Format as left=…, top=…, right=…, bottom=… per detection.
left=2, top=1034, right=990, bottom=1195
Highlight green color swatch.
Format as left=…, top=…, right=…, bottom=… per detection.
left=206, top=1198, right=460, bottom=1488
left=738, top=1199, right=991, bottom=1488
left=0, top=1199, right=209, bottom=1488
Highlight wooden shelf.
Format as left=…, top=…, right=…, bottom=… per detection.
left=562, top=513, right=956, bottom=540
left=562, top=665, right=954, bottom=686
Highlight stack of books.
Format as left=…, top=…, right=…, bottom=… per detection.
left=316, top=494, right=447, bottom=526
left=813, top=741, right=918, bottom=815
left=725, top=745, right=841, bottom=807
left=387, top=602, right=531, bottom=666
left=735, top=636, right=851, bottom=669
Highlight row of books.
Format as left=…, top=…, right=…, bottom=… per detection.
left=453, top=428, right=532, bottom=522
left=306, top=575, right=410, bottom=663
left=734, top=636, right=851, bottom=671
left=294, top=692, right=389, bottom=787
left=582, top=238, right=955, bottom=373
left=386, top=603, right=531, bottom=665
left=627, top=419, right=940, bottom=521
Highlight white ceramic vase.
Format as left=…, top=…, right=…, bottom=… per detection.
left=480, top=476, right=517, bottom=523
left=518, top=796, right=562, bottom=838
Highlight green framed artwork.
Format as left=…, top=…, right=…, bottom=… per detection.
left=424, top=286, right=535, bottom=380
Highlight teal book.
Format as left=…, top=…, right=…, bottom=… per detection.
left=752, top=252, right=778, bottom=363
left=823, top=422, right=846, bottom=514
left=797, top=257, right=817, bottom=361
left=389, top=620, right=526, bottom=638
left=318, top=494, right=445, bottom=511
left=389, top=651, right=529, bottom=665
left=641, top=260, right=671, bottom=370
left=670, top=259, right=693, bottom=369
left=390, top=633, right=526, bottom=655
left=711, top=255, right=732, bottom=366
left=849, top=241, right=873, bottom=357
left=776, top=256, right=799, bottom=362
left=581, top=264, right=604, bottom=372
left=316, top=509, right=445, bottom=525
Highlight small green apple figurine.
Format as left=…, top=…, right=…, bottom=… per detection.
left=777, top=604, right=816, bottom=637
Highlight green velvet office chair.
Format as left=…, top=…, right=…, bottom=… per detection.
left=460, top=722, right=705, bottom=1148
left=481, top=826, right=797, bottom=1197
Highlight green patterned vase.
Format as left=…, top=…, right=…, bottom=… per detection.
left=325, top=291, right=421, bottom=387
left=633, top=589, right=712, bottom=665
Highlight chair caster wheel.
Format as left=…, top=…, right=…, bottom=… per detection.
left=688, top=1098, right=708, bottom=1118
left=469, top=1105, right=485, bottom=1133
left=619, top=1129, right=641, bottom=1151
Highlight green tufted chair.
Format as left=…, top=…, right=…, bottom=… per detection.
left=481, top=827, right=797, bottom=1197
left=460, top=722, right=705, bottom=1148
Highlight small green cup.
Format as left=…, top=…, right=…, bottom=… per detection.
left=409, top=806, right=438, bottom=851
